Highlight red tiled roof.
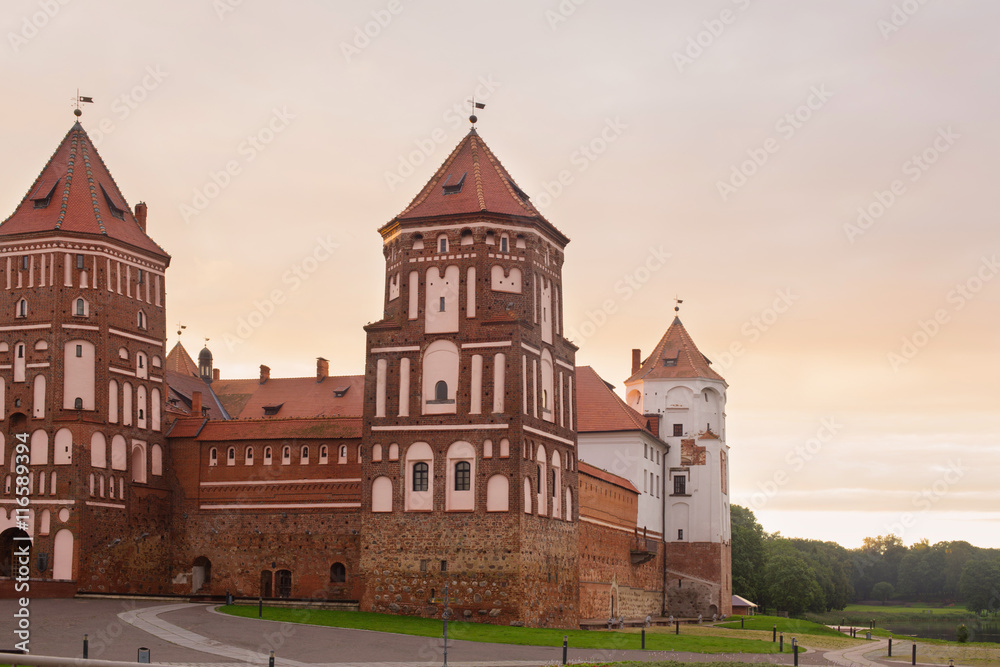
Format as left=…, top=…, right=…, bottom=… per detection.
left=165, top=369, right=229, bottom=420
left=196, top=418, right=362, bottom=441
left=383, top=130, right=569, bottom=244
left=626, top=317, right=726, bottom=384
left=578, top=461, right=639, bottom=494
left=166, top=418, right=206, bottom=438
left=165, top=342, right=200, bottom=377
left=0, top=122, right=169, bottom=260
left=211, top=374, right=365, bottom=419
left=575, top=365, right=659, bottom=438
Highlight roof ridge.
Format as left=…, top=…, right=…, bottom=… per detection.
left=395, top=131, right=471, bottom=219
left=475, top=134, right=539, bottom=218
left=2, top=124, right=78, bottom=226
left=470, top=134, right=486, bottom=211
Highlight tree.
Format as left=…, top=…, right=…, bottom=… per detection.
left=872, top=581, right=894, bottom=605
left=762, top=549, right=825, bottom=616
left=731, top=505, right=766, bottom=603
left=959, top=557, right=1000, bottom=613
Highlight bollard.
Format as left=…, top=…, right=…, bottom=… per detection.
left=773, top=625, right=777, bottom=642
left=641, top=628, right=645, bottom=650
left=911, top=644, right=916, bottom=666
left=562, top=635, right=567, bottom=665
left=137, top=647, right=150, bottom=664
left=779, top=634, right=783, bottom=652
left=866, top=631, right=871, bottom=641
left=83, top=634, right=89, bottom=660
left=226, top=591, right=233, bottom=606
left=888, top=637, right=892, bottom=657
left=269, top=651, right=275, bottom=667
left=258, top=597, right=263, bottom=618
left=741, top=617, right=744, bottom=628
left=793, top=644, right=799, bottom=666
left=675, top=620, right=679, bottom=635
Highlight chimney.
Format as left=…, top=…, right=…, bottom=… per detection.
left=135, top=202, right=148, bottom=232
left=317, top=357, right=329, bottom=382
left=632, top=349, right=642, bottom=375
left=259, top=364, right=270, bottom=384
left=644, top=414, right=660, bottom=439
left=213, top=368, right=220, bottom=382
left=192, top=391, right=202, bottom=417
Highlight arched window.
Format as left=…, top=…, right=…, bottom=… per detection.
left=300, top=446, right=309, bottom=464
left=75, top=298, right=86, bottom=316
left=455, top=461, right=471, bottom=491
left=263, top=446, right=273, bottom=465
left=281, top=445, right=291, bottom=464
left=17, top=299, right=27, bottom=318
left=227, top=447, right=236, bottom=465
left=372, top=475, right=393, bottom=512
left=487, top=475, right=510, bottom=512
left=330, top=562, right=347, bottom=583
left=137, top=311, right=146, bottom=329
left=339, top=444, right=347, bottom=463
left=435, top=381, right=448, bottom=401
left=245, top=447, right=254, bottom=464
left=372, top=444, right=383, bottom=462
left=209, top=448, right=218, bottom=466
left=319, top=445, right=329, bottom=463
left=412, top=462, right=429, bottom=492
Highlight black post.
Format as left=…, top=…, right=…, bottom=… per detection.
left=675, top=620, right=679, bottom=635
left=268, top=651, right=275, bottom=667
left=779, top=634, right=783, bottom=652
left=773, top=625, right=777, bottom=642
left=911, top=643, right=916, bottom=666
left=641, top=628, right=645, bottom=650
left=562, top=635, right=568, bottom=664
left=443, top=582, right=450, bottom=667
left=888, top=637, right=892, bottom=657
left=258, top=597, right=263, bottom=618
left=793, top=644, right=799, bottom=666
left=741, top=617, right=744, bottom=628
left=83, top=634, right=89, bottom=659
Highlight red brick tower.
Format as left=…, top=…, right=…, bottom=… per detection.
left=0, top=121, right=171, bottom=595
left=360, top=127, right=579, bottom=626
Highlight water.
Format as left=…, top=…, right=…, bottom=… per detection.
left=880, top=618, right=1000, bottom=644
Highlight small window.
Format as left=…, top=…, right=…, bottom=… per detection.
left=75, top=299, right=85, bottom=316
left=419, top=559, right=428, bottom=573
left=440, top=559, right=448, bottom=572
left=455, top=461, right=471, bottom=491
left=138, top=409, right=144, bottom=419
left=21, top=256, right=29, bottom=270
left=442, top=172, right=466, bottom=195
left=138, top=269, right=144, bottom=284
left=412, top=234, right=424, bottom=250
left=74, top=397, right=83, bottom=410
left=663, top=356, right=677, bottom=367
left=438, top=235, right=448, bottom=253
left=264, top=446, right=273, bottom=465
left=245, top=447, right=254, bottom=464
left=17, top=345, right=24, bottom=359
left=674, top=475, right=686, bottom=495
left=644, top=443, right=648, bottom=459
left=439, top=296, right=446, bottom=312
left=551, top=470, right=556, bottom=497
left=413, top=462, right=429, bottom=492
left=76, top=344, right=83, bottom=357
left=434, top=380, right=448, bottom=401
left=76, top=254, right=85, bottom=270
left=673, top=423, right=683, bottom=437
left=330, top=562, right=346, bottom=583
left=678, top=529, right=684, bottom=540
left=500, top=235, right=509, bottom=253
left=227, top=447, right=235, bottom=464
left=17, top=300, right=27, bottom=318
left=319, top=445, right=329, bottom=464
left=301, top=446, right=309, bottom=464
left=138, top=312, right=146, bottom=329
left=282, top=446, right=291, bottom=464
left=209, top=448, right=218, bottom=466
left=541, top=389, right=548, bottom=409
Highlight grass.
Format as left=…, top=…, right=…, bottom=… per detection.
left=219, top=605, right=781, bottom=654
left=574, top=663, right=770, bottom=667
left=716, top=614, right=845, bottom=637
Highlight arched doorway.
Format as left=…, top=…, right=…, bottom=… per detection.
left=0, top=528, right=30, bottom=578
left=276, top=569, right=292, bottom=598
left=260, top=570, right=273, bottom=598
left=192, top=556, right=211, bottom=593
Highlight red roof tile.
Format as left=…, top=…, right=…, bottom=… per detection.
left=166, top=418, right=206, bottom=439
left=575, top=365, right=659, bottom=438
left=578, top=461, right=639, bottom=494
left=165, top=342, right=200, bottom=377
left=165, top=369, right=229, bottom=420
left=196, top=418, right=362, bottom=441
left=383, top=129, right=569, bottom=245
left=0, top=122, right=169, bottom=260
left=211, top=374, right=365, bottom=419
left=626, top=317, right=726, bottom=384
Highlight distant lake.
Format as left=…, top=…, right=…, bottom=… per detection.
left=881, top=618, right=1000, bottom=644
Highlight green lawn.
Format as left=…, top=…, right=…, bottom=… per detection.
left=716, top=615, right=844, bottom=637
left=841, top=602, right=973, bottom=617
left=219, top=605, right=780, bottom=654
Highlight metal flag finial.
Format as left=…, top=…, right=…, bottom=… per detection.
left=72, top=89, right=94, bottom=117
left=674, top=295, right=684, bottom=314
left=469, top=96, right=486, bottom=126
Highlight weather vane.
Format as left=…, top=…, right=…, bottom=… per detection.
left=177, top=322, right=186, bottom=337
left=72, top=89, right=93, bottom=117
left=469, top=96, right=486, bottom=125
left=674, top=295, right=683, bottom=314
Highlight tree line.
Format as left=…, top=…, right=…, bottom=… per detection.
left=731, top=505, right=1000, bottom=615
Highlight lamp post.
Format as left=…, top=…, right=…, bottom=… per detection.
left=442, top=582, right=450, bottom=667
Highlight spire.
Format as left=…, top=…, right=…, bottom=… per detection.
left=626, top=316, right=726, bottom=384
left=385, top=130, right=568, bottom=243
left=0, top=122, right=169, bottom=260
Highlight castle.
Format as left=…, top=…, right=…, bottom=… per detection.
left=0, top=117, right=731, bottom=626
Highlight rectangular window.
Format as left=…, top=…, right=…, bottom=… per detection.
left=76, top=254, right=85, bottom=269
left=440, top=559, right=447, bottom=573
left=76, top=345, right=83, bottom=358
left=138, top=269, right=144, bottom=284
left=674, top=475, right=686, bottom=495
left=21, top=256, right=28, bottom=270
left=678, top=529, right=684, bottom=540
left=673, top=423, right=683, bottom=437
left=419, top=559, right=428, bottom=573
left=644, top=443, right=648, bottom=459
left=439, top=296, right=445, bottom=312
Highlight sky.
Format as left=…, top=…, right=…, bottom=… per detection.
left=2, top=0, right=998, bottom=549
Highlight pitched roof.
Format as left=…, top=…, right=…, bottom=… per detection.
left=195, top=417, right=362, bottom=441
left=164, top=369, right=230, bottom=420
left=211, top=374, right=365, bottom=419
left=626, top=317, right=726, bottom=384
left=0, top=122, right=169, bottom=260
left=575, top=365, right=659, bottom=438
left=578, top=461, right=639, bottom=494
left=384, top=129, right=569, bottom=244
left=165, top=342, right=200, bottom=377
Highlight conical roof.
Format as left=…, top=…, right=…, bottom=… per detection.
left=165, top=342, right=200, bottom=378
left=384, top=129, right=568, bottom=243
left=626, top=317, right=726, bottom=384
left=0, top=121, right=169, bottom=260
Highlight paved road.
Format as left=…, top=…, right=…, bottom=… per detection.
left=0, top=598, right=940, bottom=666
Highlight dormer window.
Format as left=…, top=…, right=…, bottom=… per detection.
left=333, top=386, right=350, bottom=398
left=442, top=172, right=466, bottom=195
left=100, top=184, right=126, bottom=220
left=263, top=404, right=282, bottom=416
left=30, top=178, right=59, bottom=209
left=663, top=356, right=677, bottom=367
